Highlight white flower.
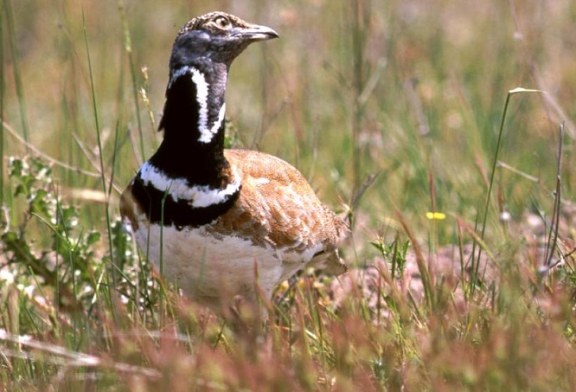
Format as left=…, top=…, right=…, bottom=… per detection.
left=0, top=268, right=15, bottom=285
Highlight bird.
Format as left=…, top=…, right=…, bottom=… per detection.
left=120, top=11, right=348, bottom=315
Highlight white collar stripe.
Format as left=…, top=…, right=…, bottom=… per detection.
left=198, top=103, right=226, bottom=143
left=139, top=162, right=240, bottom=208
left=169, top=66, right=225, bottom=144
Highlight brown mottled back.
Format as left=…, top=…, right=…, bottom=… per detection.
left=209, top=149, right=348, bottom=271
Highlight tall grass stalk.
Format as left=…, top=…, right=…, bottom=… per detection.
left=82, top=12, right=118, bottom=312
left=0, top=0, right=5, bottom=205
left=118, top=0, right=145, bottom=162
left=397, top=212, right=434, bottom=308
left=350, top=0, right=368, bottom=195
left=471, top=87, right=544, bottom=294
left=3, top=0, right=29, bottom=150
left=544, top=124, right=564, bottom=269
left=252, top=0, right=271, bottom=149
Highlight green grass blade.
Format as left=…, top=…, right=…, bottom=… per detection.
left=82, top=11, right=118, bottom=316
left=3, top=0, right=29, bottom=148
left=0, top=0, right=5, bottom=205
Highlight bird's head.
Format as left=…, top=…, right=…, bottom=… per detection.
left=169, top=12, right=279, bottom=70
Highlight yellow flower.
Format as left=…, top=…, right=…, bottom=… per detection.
left=426, top=211, right=446, bottom=220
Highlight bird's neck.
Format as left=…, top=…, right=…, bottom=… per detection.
left=150, top=63, right=230, bottom=187
left=131, top=63, right=240, bottom=228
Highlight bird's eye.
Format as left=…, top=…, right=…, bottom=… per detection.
left=213, top=17, right=231, bottom=29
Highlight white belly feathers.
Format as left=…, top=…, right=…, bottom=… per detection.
left=132, top=221, right=304, bottom=301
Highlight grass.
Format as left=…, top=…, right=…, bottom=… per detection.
left=2, top=0, right=576, bottom=390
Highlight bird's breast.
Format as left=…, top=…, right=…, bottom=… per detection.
left=130, top=220, right=304, bottom=301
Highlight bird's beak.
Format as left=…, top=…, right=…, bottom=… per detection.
left=235, top=23, right=279, bottom=41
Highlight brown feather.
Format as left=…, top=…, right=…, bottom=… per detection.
left=211, top=149, right=348, bottom=257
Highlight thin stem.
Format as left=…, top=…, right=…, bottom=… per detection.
left=351, top=0, right=366, bottom=193
left=118, top=0, right=145, bottom=162
left=4, top=0, right=29, bottom=148
left=82, top=12, right=118, bottom=309
left=544, top=124, right=563, bottom=267
left=0, top=0, right=5, bottom=205
left=472, top=88, right=544, bottom=293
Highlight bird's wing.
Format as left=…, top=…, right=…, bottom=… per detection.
left=209, top=149, right=348, bottom=271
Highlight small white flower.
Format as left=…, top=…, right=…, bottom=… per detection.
left=0, top=268, right=15, bottom=285
left=500, top=211, right=512, bottom=222
left=23, top=285, right=35, bottom=298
